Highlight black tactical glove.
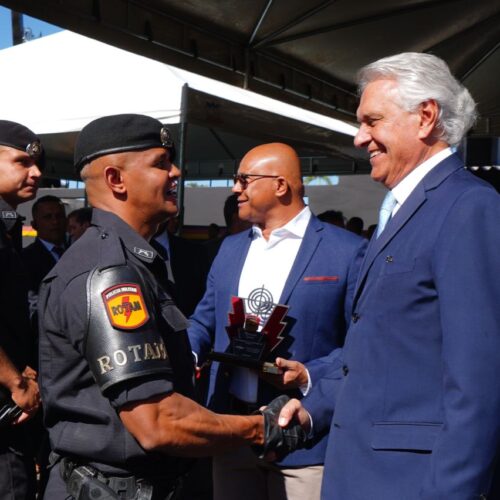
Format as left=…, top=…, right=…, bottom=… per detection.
left=252, top=395, right=308, bottom=460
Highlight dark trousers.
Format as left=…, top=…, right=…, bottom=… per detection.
left=0, top=446, right=37, bottom=500
left=43, top=465, right=70, bottom=500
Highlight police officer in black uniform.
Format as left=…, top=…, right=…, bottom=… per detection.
left=38, top=114, right=305, bottom=500
left=0, top=120, right=43, bottom=499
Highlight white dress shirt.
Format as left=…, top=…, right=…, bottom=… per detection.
left=238, top=206, right=311, bottom=304
left=391, top=147, right=453, bottom=216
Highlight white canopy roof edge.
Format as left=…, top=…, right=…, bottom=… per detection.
left=0, top=30, right=358, bottom=137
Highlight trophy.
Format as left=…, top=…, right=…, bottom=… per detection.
left=208, top=293, right=289, bottom=374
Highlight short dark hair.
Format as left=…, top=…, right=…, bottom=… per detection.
left=317, top=210, right=345, bottom=226
left=223, top=194, right=239, bottom=228
left=32, top=195, right=65, bottom=218
left=346, top=216, right=364, bottom=235
left=68, top=207, right=93, bottom=225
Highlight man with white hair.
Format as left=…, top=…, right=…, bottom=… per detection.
left=275, top=52, right=500, bottom=499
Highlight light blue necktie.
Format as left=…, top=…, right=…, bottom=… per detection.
left=52, top=246, right=65, bottom=261
left=376, top=191, right=397, bottom=238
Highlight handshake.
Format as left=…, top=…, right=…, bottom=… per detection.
left=252, top=395, right=310, bottom=460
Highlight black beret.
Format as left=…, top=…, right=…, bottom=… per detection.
left=0, top=120, right=44, bottom=164
left=74, top=114, right=176, bottom=172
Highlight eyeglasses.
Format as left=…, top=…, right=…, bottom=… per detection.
left=232, top=173, right=279, bottom=188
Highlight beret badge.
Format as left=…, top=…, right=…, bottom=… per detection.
left=160, top=126, right=173, bottom=148
left=26, top=140, right=43, bottom=160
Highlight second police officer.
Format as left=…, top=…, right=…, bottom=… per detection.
left=0, top=120, right=43, bottom=500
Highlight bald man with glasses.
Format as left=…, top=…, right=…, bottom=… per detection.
left=188, top=142, right=366, bottom=500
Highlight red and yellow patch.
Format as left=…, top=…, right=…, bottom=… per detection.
left=102, top=283, right=149, bottom=330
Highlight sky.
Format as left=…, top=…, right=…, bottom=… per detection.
left=0, top=5, right=61, bottom=49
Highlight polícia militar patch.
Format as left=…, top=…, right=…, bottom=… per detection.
left=102, top=283, right=149, bottom=329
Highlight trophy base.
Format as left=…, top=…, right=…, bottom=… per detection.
left=207, top=351, right=283, bottom=374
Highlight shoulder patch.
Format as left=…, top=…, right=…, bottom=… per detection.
left=102, top=283, right=150, bottom=330
left=133, top=247, right=154, bottom=260
left=1, top=211, right=17, bottom=219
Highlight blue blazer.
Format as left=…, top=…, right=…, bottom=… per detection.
left=188, top=214, right=366, bottom=466
left=21, top=238, right=58, bottom=293
left=304, top=154, right=500, bottom=499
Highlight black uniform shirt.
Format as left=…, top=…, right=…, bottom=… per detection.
left=38, top=208, right=194, bottom=476
left=0, top=197, right=32, bottom=371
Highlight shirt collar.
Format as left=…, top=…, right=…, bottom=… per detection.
left=38, top=238, right=58, bottom=253
left=252, top=206, right=311, bottom=240
left=392, top=147, right=453, bottom=207
left=91, top=208, right=159, bottom=263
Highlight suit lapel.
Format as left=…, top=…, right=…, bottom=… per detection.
left=36, top=238, right=57, bottom=266
left=279, top=216, right=322, bottom=303
left=354, top=188, right=426, bottom=305
left=353, top=153, right=464, bottom=305
left=230, top=229, right=254, bottom=296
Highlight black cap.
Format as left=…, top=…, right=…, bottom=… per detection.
left=74, top=114, right=176, bottom=172
left=0, top=120, right=44, bottom=165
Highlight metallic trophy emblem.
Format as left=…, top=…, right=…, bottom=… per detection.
left=208, top=286, right=289, bottom=374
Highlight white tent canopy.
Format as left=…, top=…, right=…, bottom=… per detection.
left=0, top=31, right=368, bottom=180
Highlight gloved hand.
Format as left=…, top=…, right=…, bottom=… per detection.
left=252, top=395, right=308, bottom=460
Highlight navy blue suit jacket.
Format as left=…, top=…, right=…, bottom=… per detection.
left=188, top=214, right=366, bottom=467
left=304, top=154, right=500, bottom=499
left=21, top=238, right=59, bottom=368
left=21, top=238, right=57, bottom=294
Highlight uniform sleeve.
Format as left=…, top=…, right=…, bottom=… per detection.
left=40, top=272, right=175, bottom=412
left=106, top=375, right=174, bottom=409
left=420, top=187, right=500, bottom=498
left=302, top=348, right=344, bottom=435
left=79, top=266, right=176, bottom=396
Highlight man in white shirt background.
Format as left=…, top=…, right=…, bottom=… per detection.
left=188, top=142, right=366, bottom=500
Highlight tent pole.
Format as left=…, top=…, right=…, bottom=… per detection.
left=11, top=11, right=24, bottom=45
